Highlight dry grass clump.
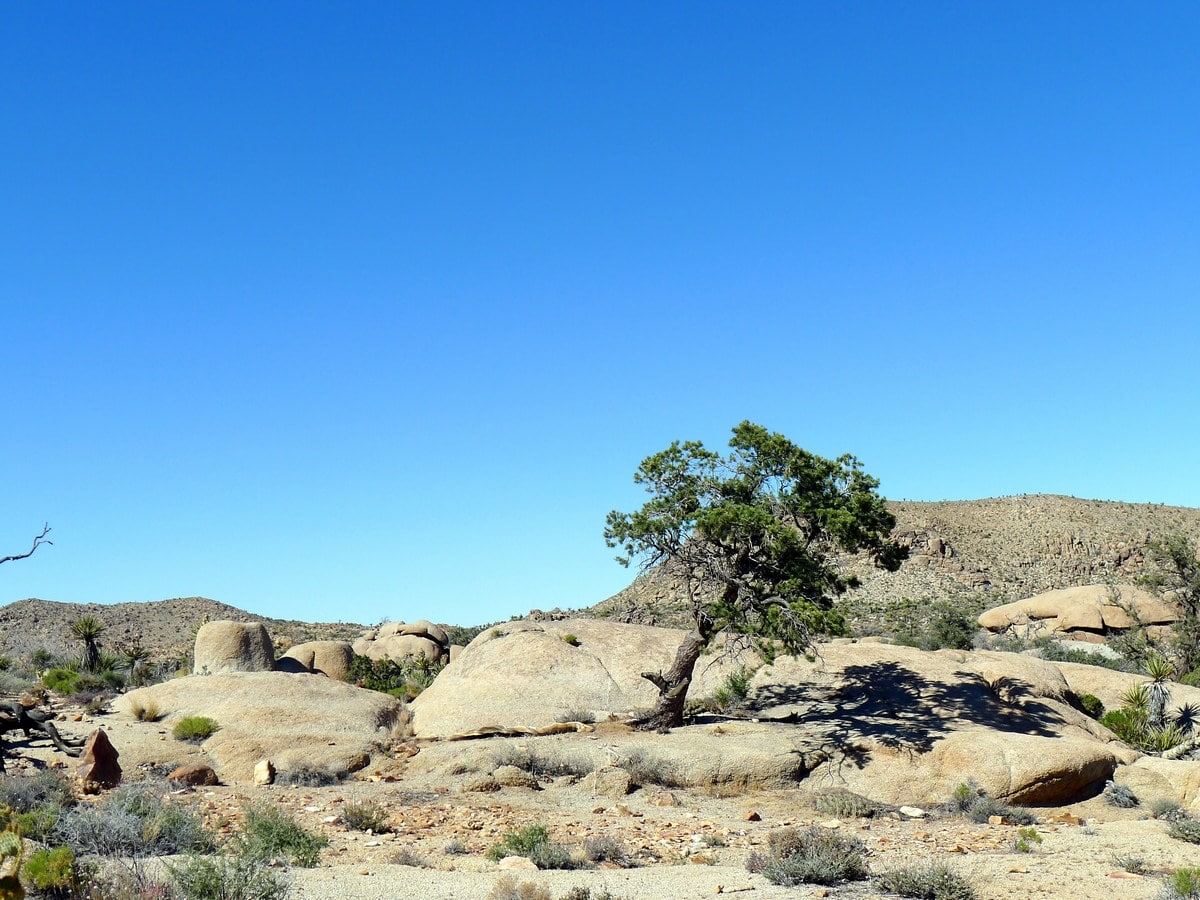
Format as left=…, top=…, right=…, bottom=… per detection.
left=342, top=801, right=392, bottom=833
left=746, top=826, right=868, bottom=886
left=812, top=788, right=877, bottom=819
left=487, top=875, right=551, bottom=900
left=129, top=698, right=165, bottom=722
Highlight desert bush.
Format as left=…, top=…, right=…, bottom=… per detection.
left=168, top=851, right=289, bottom=900
left=1012, top=826, right=1042, bottom=853
left=1111, top=853, right=1149, bottom=875
left=888, top=599, right=980, bottom=651
left=812, top=788, right=876, bottom=819
left=275, top=767, right=344, bottom=787
left=873, top=861, right=976, bottom=899
left=1151, top=798, right=1189, bottom=821
left=559, top=633, right=580, bottom=646
left=747, top=826, right=868, bottom=886
left=711, top=666, right=755, bottom=711
left=0, top=770, right=75, bottom=815
left=1103, top=780, right=1140, bottom=808
left=172, top=716, right=219, bottom=743
left=1164, top=868, right=1200, bottom=899
left=21, top=845, right=77, bottom=894
left=555, top=709, right=596, bottom=725
left=490, top=745, right=593, bottom=780
left=389, top=846, right=426, bottom=867
left=342, top=801, right=392, bottom=833
left=1168, top=819, right=1200, bottom=844
left=619, top=747, right=684, bottom=788
left=561, top=889, right=623, bottom=900
left=947, top=782, right=1035, bottom=825
left=55, top=782, right=214, bottom=857
left=582, top=833, right=629, bottom=865
left=444, top=838, right=468, bottom=855
left=0, top=672, right=38, bottom=695
left=348, top=653, right=444, bottom=700
left=40, top=667, right=83, bottom=695
left=237, top=803, right=327, bottom=867
left=486, top=824, right=580, bottom=870
left=487, top=877, right=551, bottom=900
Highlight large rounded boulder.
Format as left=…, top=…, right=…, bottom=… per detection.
left=280, top=640, right=355, bottom=681
left=193, top=621, right=275, bottom=675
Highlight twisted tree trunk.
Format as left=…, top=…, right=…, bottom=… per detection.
left=627, top=623, right=713, bottom=732
left=0, top=701, right=84, bottom=772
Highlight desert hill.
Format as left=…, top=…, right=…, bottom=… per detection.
left=0, top=596, right=366, bottom=661
left=592, top=494, right=1200, bottom=628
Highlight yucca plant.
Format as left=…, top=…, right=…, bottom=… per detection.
left=69, top=617, right=106, bottom=674
left=1146, top=654, right=1175, bottom=731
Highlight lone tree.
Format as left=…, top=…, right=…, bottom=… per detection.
left=1140, top=533, right=1200, bottom=677
left=604, top=422, right=906, bottom=731
left=0, top=523, right=52, bottom=567
left=70, top=616, right=105, bottom=673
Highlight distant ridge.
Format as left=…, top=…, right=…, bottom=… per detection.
left=592, top=494, right=1200, bottom=628
left=0, top=596, right=366, bottom=660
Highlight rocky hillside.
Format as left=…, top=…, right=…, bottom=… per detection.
left=592, top=494, right=1200, bottom=628
left=0, top=596, right=366, bottom=661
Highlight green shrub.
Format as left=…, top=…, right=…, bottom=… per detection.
left=0, top=771, right=75, bottom=815
left=581, top=834, right=629, bottom=865
left=348, top=652, right=444, bottom=700
left=1169, top=819, right=1200, bottom=844
left=1012, top=826, right=1042, bottom=853
left=486, top=824, right=580, bottom=869
left=342, top=801, right=392, bottom=833
left=559, top=633, right=580, bottom=646
left=1110, top=853, right=1148, bottom=875
left=0, top=656, right=10, bottom=672
left=1077, top=693, right=1105, bottom=719
left=238, top=803, right=327, bottom=867
left=873, top=862, right=976, bottom=899
left=21, top=845, right=76, bottom=894
left=172, top=716, right=219, bottom=743
left=1164, top=868, right=1200, bottom=899
left=711, top=666, right=755, bottom=711
left=746, top=826, right=868, bottom=886
left=889, top=600, right=979, bottom=651
left=168, top=852, right=289, bottom=900
left=40, top=668, right=82, bottom=695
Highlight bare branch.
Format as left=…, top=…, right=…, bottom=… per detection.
left=0, top=523, right=52, bottom=567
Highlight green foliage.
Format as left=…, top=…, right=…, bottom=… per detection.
left=710, top=666, right=756, bottom=711
left=172, top=716, right=219, bottom=743
left=1111, top=853, right=1149, bottom=875
left=168, top=852, right=289, bottom=900
left=873, top=862, right=977, bottom=899
left=40, top=668, right=82, bottom=695
left=605, top=422, right=905, bottom=723
left=1140, top=533, right=1200, bottom=675
left=1076, top=693, right=1105, bottom=719
left=342, top=802, right=392, bottom=833
left=746, top=826, right=868, bottom=886
left=237, top=803, right=327, bottom=867
left=559, top=633, right=579, bottom=646
left=486, top=824, right=580, bottom=869
left=1099, top=686, right=1189, bottom=754
left=1151, top=798, right=1188, bottom=821
left=1026, top=637, right=1140, bottom=673
left=0, top=657, right=10, bottom=672
left=885, top=599, right=980, bottom=651
left=1012, top=826, right=1042, bottom=853
left=348, top=653, right=444, bottom=700
left=0, top=771, right=75, bottom=816
left=1165, top=868, right=1200, bottom=899
left=21, top=846, right=75, bottom=894
left=442, top=623, right=493, bottom=647
left=69, top=617, right=105, bottom=674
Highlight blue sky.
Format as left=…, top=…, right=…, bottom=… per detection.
left=2, top=4, right=1198, bottom=627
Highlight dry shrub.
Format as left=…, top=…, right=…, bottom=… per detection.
left=487, top=876, right=550, bottom=900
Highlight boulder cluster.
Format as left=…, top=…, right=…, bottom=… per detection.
left=976, top=584, right=1178, bottom=643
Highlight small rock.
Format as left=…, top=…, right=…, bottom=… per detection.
left=899, top=806, right=926, bottom=819
left=254, top=759, right=276, bottom=786
left=168, top=762, right=218, bottom=787
left=497, top=856, right=539, bottom=871
left=743, top=810, right=761, bottom=822
left=76, top=728, right=122, bottom=789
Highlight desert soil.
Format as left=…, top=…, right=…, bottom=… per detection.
left=6, top=702, right=1197, bottom=900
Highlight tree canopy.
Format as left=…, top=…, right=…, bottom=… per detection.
left=605, top=421, right=906, bottom=730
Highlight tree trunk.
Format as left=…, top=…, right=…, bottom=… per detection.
left=627, top=625, right=711, bottom=732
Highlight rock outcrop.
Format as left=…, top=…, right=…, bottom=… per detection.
left=978, top=585, right=1178, bottom=641
left=353, top=620, right=451, bottom=664
left=409, top=618, right=753, bottom=738
left=279, top=640, right=355, bottom=681
left=193, top=621, right=275, bottom=675
left=115, top=672, right=404, bottom=783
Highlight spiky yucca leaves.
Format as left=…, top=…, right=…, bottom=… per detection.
left=1146, top=654, right=1174, bottom=731
left=69, top=617, right=105, bottom=674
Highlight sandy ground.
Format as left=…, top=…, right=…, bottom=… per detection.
left=5, top=703, right=1197, bottom=900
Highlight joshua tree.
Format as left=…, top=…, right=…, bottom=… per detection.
left=70, top=616, right=106, bottom=673
left=121, top=644, right=152, bottom=684
left=1146, top=653, right=1174, bottom=731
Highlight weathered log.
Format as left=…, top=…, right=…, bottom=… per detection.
left=0, top=700, right=84, bottom=771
